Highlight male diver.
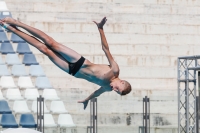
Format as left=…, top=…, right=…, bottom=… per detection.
left=0, top=17, right=131, bottom=109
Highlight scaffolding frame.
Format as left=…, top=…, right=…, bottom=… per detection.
left=143, top=96, right=150, bottom=133
left=37, top=95, right=44, bottom=133
left=177, top=56, right=200, bottom=133
left=87, top=98, right=97, bottom=133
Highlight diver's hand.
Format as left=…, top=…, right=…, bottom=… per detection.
left=93, top=17, right=107, bottom=29
left=1, top=17, right=17, bottom=25
left=78, top=100, right=89, bottom=110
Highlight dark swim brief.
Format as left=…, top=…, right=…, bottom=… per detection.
left=68, top=56, right=85, bottom=76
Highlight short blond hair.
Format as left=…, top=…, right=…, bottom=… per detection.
left=121, top=81, right=132, bottom=95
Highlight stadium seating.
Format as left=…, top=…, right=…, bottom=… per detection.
left=0, top=42, right=15, bottom=54
left=6, top=89, right=23, bottom=100
left=44, top=114, right=57, bottom=127
left=0, top=76, right=16, bottom=88
left=0, top=65, right=11, bottom=76
left=32, top=101, right=50, bottom=113
left=11, top=64, right=28, bottom=76
left=0, top=100, right=11, bottom=114
left=10, top=33, right=25, bottom=43
left=50, top=101, right=68, bottom=114
left=29, top=65, right=45, bottom=77
left=18, top=76, right=34, bottom=89
left=42, top=89, right=60, bottom=100
left=35, top=77, right=53, bottom=89
left=24, top=89, right=39, bottom=100
left=0, top=32, right=9, bottom=43
left=13, top=100, right=31, bottom=114
left=6, top=54, right=21, bottom=65
left=58, top=114, right=76, bottom=127
left=19, top=114, right=37, bottom=128
left=16, top=43, right=32, bottom=54
left=22, top=54, right=39, bottom=65
left=1, top=114, right=18, bottom=128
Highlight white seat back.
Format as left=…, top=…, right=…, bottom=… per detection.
left=0, top=76, right=16, bottom=88
left=6, top=89, right=23, bottom=100
left=43, top=89, right=59, bottom=100
left=24, top=89, right=39, bottom=100
left=58, top=114, right=75, bottom=127
left=18, top=76, right=34, bottom=88
left=50, top=101, right=67, bottom=113
left=13, top=100, right=30, bottom=113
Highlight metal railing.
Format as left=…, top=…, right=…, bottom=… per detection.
left=143, top=96, right=150, bottom=133
left=37, top=95, right=44, bottom=133
left=87, top=98, right=97, bottom=133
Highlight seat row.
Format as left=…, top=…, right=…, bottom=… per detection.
left=0, top=64, right=45, bottom=76
left=0, top=53, right=38, bottom=65
left=0, top=32, right=25, bottom=43
left=0, top=89, right=60, bottom=101
left=1, top=113, right=36, bottom=128
left=0, top=100, right=67, bottom=114
left=0, top=42, right=32, bottom=54
left=0, top=113, right=75, bottom=128
left=0, top=76, right=52, bottom=89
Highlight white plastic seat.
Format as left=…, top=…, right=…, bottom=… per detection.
left=6, top=89, right=23, bottom=100
left=0, top=1, right=8, bottom=11
left=18, top=76, right=34, bottom=88
left=13, top=100, right=31, bottom=114
left=6, top=54, right=21, bottom=65
left=0, top=65, right=10, bottom=76
left=0, top=76, right=16, bottom=89
left=35, top=77, right=52, bottom=89
left=42, top=89, right=60, bottom=100
left=11, top=64, right=28, bottom=76
left=50, top=101, right=68, bottom=114
left=29, top=65, right=45, bottom=77
left=44, top=114, right=57, bottom=127
left=58, top=114, right=76, bottom=127
left=31, top=101, right=49, bottom=113
left=24, top=89, right=39, bottom=100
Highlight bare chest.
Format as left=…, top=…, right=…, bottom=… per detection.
left=75, top=64, right=114, bottom=86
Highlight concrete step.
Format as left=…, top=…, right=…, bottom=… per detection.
left=6, top=1, right=200, bottom=14
left=10, top=11, right=200, bottom=25
left=43, top=125, right=178, bottom=133
left=18, top=21, right=200, bottom=35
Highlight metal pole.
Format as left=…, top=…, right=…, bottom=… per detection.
left=37, top=95, right=44, bottom=133
left=93, top=99, right=95, bottom=133
left=43, top=96, right=44, bottom=133
left=186, top=69, right=189, bottom=133
left=194, top=58, right=197, bottom=133
left=145, top=96, right=147, bottom=133
left=196, top=96, right=199, bottom=133
left=40, top=95, right=42, bottom=132
left=91, top=99, right=92, bottom=133
left=37, top=97, right=39, bottom=131
left=96, top=98, right=97, bottom=133
left=177, top=58, right=180, bottom=133
left=148, top=97, right=150, bottom=133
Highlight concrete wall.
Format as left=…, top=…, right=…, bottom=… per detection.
left=2, top=0, right=198, bottom=132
